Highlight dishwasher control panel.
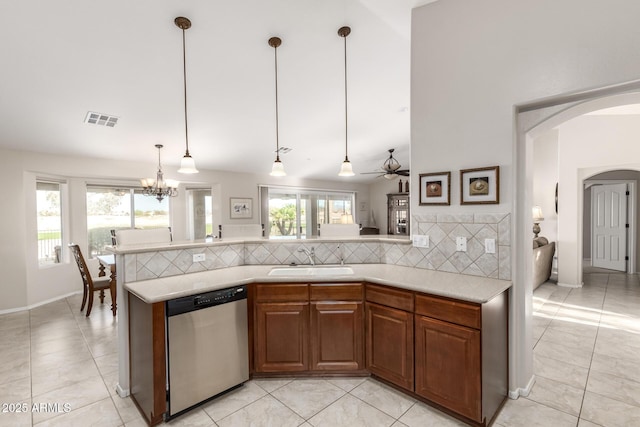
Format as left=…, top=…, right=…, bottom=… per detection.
left=167, top=286, right=247, bottom=317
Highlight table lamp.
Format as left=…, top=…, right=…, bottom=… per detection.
left=532, top=206, right=544, bottom=238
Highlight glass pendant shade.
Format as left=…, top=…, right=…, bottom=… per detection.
left=270, top=159, right=286, bottom=176
left=383, top=173, right=398, bottom=180
left=178, top=154, right=198, bottom=174
left=338, top=159, right=355, bottom=177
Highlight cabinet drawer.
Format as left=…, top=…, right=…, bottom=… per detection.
left=310, top=283, right=363, bottom=301
left=415, top=294, right=480, bottom=329
left=366, top=284, right=413, bottom=312
left=255, top=284, right=309, bottom=302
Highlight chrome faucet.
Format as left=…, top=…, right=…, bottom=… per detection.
left=337, top=244, right=345, bottom=265
left=298, top=247, right=315, bottom=266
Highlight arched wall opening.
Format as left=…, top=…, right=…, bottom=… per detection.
left=511, top=81, right=640, bottom=397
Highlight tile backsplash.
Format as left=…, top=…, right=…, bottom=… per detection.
left=123, top=213, right=510, bottom=282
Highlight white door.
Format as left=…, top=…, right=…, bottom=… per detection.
left=591, top=183, right=628, bottom=271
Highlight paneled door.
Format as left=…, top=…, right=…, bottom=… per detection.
left=591, top=183, right=627, bottom=271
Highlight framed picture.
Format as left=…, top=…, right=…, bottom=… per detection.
left=460, top=166, right=500, bottom=205
left=230, top=197, right=253, bottom=219
left=419, top=172, right=451, bottom=205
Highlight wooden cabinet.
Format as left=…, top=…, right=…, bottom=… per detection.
left=128, top=294, right=166, bottom=426
left=251, top=282, right=507, bottom=425
left=254, top=283, right=365, bottom=374
left=414, top=292, right=508, bottom=425
left=310, top=284, right=364, bottom=371
left=415, top=314, right=481, bottom=421
left=254, top=284, right=309, bottom=372
left=365, top=284, right=414, bottom=390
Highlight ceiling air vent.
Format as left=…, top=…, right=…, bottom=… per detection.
left=84, top=111, right=119, bottom=127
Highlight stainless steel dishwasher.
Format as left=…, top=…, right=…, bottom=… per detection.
left=166, top=286, right=249, bottom=418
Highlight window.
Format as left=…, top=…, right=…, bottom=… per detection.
left=87, top=186, right=170, bottom=257
left=260, top=186, right=356, bottom=239
left=37, top=181, right=63, bottom=266
left=186, top=188, right=213, bottom=239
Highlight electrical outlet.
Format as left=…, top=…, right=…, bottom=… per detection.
left=193, top=253, right=206, bottom=262
left=484, top=238, right=496, bottom=254
left=456, top=236, right=467, bottom=252
left=412, top=234, right=429, bottom=248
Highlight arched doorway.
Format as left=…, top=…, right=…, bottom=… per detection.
left=511, top=84, right=640, bottom=397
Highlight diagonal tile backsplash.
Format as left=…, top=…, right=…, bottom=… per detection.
left=122, top=213, right=510, bottom=282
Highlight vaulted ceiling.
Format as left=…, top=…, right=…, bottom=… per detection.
left=0, top=0, right=436, bottom=182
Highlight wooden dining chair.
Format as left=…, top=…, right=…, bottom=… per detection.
left=69, top=244, right=115, bottom=317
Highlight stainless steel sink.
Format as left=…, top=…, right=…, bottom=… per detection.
left=268, top=266, right=354, bottom=277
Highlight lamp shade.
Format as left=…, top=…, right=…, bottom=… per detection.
left=178, top=155, right=198, bottom=174
left=270, top=159, right=286, bottom=177
left=339, top=160, right=355, bottom=177
left=532, top=206, right=544, bottom=222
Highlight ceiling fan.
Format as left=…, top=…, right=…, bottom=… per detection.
left=361, top=149, right=410, bottom=179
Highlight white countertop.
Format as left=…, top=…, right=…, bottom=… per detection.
left=125, top=264, right=511, bottom=305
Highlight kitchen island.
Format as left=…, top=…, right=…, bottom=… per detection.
left=109, top=237, right=511, bottom=426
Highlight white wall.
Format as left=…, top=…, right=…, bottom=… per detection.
left=0, top=147, right=371, bottom=312
left=532, top=130, right=559, bottom=244
left=411, top=0, right=640, bottom=397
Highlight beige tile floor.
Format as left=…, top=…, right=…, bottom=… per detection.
left=1, top=269, right=639, bottom=426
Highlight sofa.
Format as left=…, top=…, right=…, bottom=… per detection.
left=533, top=237, right=555, bottom=290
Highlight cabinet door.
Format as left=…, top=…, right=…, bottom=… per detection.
left=254, top=302, right=309, bottom=372
left=415, top=315, right=481, bottom=422
left=310, top=301, right=364, bottom=371
left=365, top=302, right=414, bottom=390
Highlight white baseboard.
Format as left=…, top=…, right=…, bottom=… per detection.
left=508, top=375, right=536, bottom=399
left=0, top=291, right=82, bottom=315
left=116, top=383, right=130, bottom=398
left=557, top=282, right=582, bottom=288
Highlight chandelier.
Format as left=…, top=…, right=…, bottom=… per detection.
left=141, top=144, right=179, bottom=202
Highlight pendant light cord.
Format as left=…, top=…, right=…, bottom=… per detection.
left=338, top=27, right=351, bottom=162
left=182, top=27, right=190, bottom=156
left=342, top=28, right=349, bottom=161
left=274, top=43, right=280, bottom=162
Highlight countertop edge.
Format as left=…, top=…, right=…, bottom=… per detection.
left=125, top=265, right=512, bottom=305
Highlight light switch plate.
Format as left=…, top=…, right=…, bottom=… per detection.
left=412, top=234, right=429, bottom=248
left=193, top=253, right=206, bottom=262
left=456, top=236, right=467, bottom=252
left=484, top=238, right=496, bottom=254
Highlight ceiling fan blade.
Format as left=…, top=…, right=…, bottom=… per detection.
left=397, top=169, right=410, bottom=176
left=360, top=171, right=385, bottom=175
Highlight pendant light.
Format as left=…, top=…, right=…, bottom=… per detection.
left=175, top=17, right=198, bottom=174
left=268, top=36, right=286, bottom=176
left=338, top=26, right=355, bottom=177
left=141, top=145, right=179, bottom=202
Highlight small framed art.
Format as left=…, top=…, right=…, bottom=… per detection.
left=230, top=197, right=253, bottom=219
left=460, top=166, right=499, bottom=205
left=419, top=171, right=451, bottom=205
